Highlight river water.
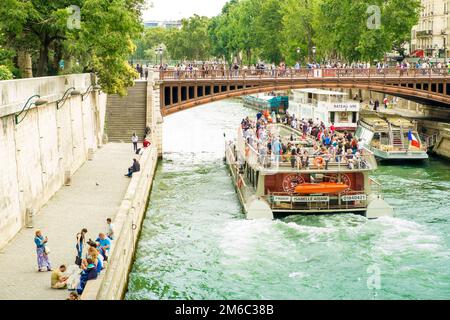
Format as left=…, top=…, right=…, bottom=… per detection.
left=126, top=100, right=450, bottom=300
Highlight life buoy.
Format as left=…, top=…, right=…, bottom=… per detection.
left=314, top=157, right=325, bottom=168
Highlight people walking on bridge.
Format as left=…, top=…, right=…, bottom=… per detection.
left=132, top=133, right=139, bottom=151
left=34, top=229, right=52, bottom=272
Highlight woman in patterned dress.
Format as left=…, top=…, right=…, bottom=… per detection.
left=34, top=230, right=52, bottom=272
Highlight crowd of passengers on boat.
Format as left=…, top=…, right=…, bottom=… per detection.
left=240, top=110, right=370, bottom=171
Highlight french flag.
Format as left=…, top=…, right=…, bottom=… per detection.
left=408, top=130, right=420, bottom=148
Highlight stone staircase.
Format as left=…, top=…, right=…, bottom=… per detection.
left=106, top=81, right=148, bottom=142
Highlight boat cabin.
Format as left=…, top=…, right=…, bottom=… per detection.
left=356, top=115, right=429, bottom=161
left=290, top=89, right=360, bottom=131
left=243, top=93, right=289, bottom=114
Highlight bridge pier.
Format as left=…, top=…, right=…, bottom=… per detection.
left=147, top=75, right=164, bottom=158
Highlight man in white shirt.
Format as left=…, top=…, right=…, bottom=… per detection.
left=132, top=133, right=138, bottom=151
left=106, top=218, right=114, bottom=240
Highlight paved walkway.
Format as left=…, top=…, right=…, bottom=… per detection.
left=0, top=143, right=135, bottom=300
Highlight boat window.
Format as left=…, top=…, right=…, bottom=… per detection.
left=352, top=112, right=358, bottom=123
left=330, top=112, right=335, bottom=123
left=380, top=132, right=389, bottom=145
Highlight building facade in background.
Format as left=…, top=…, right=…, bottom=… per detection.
left=411, top=0, right=450, bottom=59
left=144, top=20, right=182, bottom=29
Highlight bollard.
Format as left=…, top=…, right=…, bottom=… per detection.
left=64, top=170, right=71, bottom=186
left=26, top=208, right=34, bottom=228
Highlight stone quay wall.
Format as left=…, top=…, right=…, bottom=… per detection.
left=81, top=146, right=159, bottom=300
left=81, top=73, right=163, bottom=300
left=0, top=74, right=107, bottom=249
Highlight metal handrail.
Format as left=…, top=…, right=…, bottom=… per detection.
left=159, top=67, right=450, bottom=81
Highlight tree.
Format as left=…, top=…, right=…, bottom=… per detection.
left=281, top=0, right=319, bottom=65
left=253, top=0, right=285, bottom=64
left=166, top=15, right=211, bottom=61
left=0, top=65, right=14, bottom=80
left=314, top=0, right=421, bottom=63
left=0, top=0, right=144, bottom=95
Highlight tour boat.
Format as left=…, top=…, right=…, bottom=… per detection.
left=243, top=93, right=289, bottom=114
left=225, top=122, right=393, bottom=220
left=290, top=88, right=360, bottom=131
left=355, top=114, right=429, bottom=161
left=294, top=182, right=349, bottom=195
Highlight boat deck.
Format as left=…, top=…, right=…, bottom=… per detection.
left=240, top=124, right=377, bottom=174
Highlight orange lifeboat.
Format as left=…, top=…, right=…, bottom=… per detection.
left=294, top=183, right=349, bottom=195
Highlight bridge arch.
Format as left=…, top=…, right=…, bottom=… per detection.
left=157, top=69, right=449, bottom=116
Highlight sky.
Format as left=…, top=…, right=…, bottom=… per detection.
left=142, top=0, right=229, bottom=21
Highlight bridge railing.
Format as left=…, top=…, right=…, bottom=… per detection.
left=159, top=68, right=449, bottom=81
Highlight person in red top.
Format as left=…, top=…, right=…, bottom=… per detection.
left=143, top=138, right=151, bottom=148
left=330, top=123, right=336, bottom=135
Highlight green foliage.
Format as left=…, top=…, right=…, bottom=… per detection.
left=0, top=0, right=144, bottom=95
left=0, top=65, right=14, bottom=80
left=314, top=0, right=421, bottom=62
left=207, top=0, right=421, bottom=64
left=166, top=15, right=211, bottom=61
left=67, top=0, right=143, bottom=95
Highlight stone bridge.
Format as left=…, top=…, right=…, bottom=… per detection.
left=157, top=68, right=450, bottom=116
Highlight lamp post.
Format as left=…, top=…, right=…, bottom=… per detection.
left=56, top=87, right=81, bottom=110
left=442, top=31, right=447, bottom=61
left=14, top=95, right=48, bottom=125
left=312, top=46, right=317, bottom=64
left=155, top=47, right=163, bottom=67
left=296, top=47, right=301, bottom=63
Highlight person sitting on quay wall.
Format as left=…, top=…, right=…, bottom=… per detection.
left=34, top=229, right=52, bottom=272
left=76, top=258, right=97, bottom=295
left=125, top=158, right=141, bottom=178
left=67, top=292, right=80, bottom=300
left=96, top=233, right=111, bottom=261
left=51, top=265, right=68, bottom=289
left=143, top=137, right=151, bottom=148
left=84, top=246, right=103, bottom=276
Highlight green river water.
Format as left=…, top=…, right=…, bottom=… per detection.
left=125, top=100, right=450, bottom=300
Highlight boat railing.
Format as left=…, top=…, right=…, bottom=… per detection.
left=265, top=190, right=368, bottom=211
left=369, top=178, right=383, bottom=195
left=243, top=140, right=375, bottom=173
left=419, top=133, right=439, bottom=149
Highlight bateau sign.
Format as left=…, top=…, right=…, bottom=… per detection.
left=318, top=102, right=360, bottom=111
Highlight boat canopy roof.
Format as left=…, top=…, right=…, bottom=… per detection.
left=360, top=115, right=416, bottom=131
left=246, top=94, right=276, bottom=102
left=384, top=116, right=416, bottom=129
left=360, top=115, right=389, bottom=131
